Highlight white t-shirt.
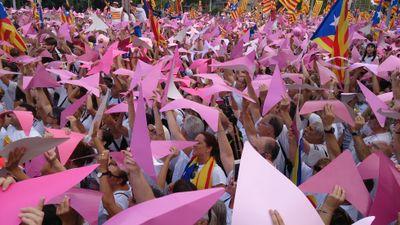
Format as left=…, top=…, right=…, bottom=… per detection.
left=98, top=188, right=132, bottom=225
left=135, top=8, right=147, bottom=23
left=122, top=13, right=135, bottom=23
left=303, top=143, right=328, bottom=167
left=110, top=7, right=123, bottom=23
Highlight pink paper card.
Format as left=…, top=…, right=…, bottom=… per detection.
left=232, top=142, right=324, bottom=225
left=299, top=151, right=371, bottom=216
left=0, top=164, right=98, bottom=225
left=103, top=188, right=224, bottom=225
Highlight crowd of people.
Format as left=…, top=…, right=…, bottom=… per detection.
left=0, top=1, right=399, bottom=225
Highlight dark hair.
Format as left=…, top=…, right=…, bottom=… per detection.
left=264, top=141, right=280, bottom=161
left=88, top=35, right=97, bottom=44
left=114, top=170, right=129, bottom=186
left=44, top=37, right=58, bottom=47
left=19, top=103, right=37, bottom=118
left=313, top=158, right=331, bottom=172
left=9, top=48, right=21, bottom=57
left=361, top=43, right=377, bottom=62
left=69, top=142, right=95, bottom=167
left=330, top=207, right=354, bottom=225
left=42, top=205, right=62, bottom=225
left=172, top=179, right=197, bottom=193
left=267, top=115, right=284, bottom=138
left=199, top=132, right=226, bottom=174
left=151, top=187, right=165, bottom=198
left=200, top=132, right=219, bottom=158
left=52, top=107, right=63, bottom=125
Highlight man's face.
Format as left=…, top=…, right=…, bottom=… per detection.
left=44, top=43, right=55, bottom=52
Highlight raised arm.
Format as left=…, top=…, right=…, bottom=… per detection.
left=321, top=105, right=341, bottom=159
left=152, top=97, right=166, bottom=140
left=127, top=91, right=135, bottom=130
left=165, top=110, right=186, bottom=141
left=157, top=148, right=179, bottom=190
left=351, top=115, right=371, bottom=161
left=5, top=147, right=29, bottom=181
left=98, top=151, right=123, bottom=217
left=217, top=112, right=235, bottom=174
left=318, top=185, right=346, bottom=225
left=123, top=150, right=155, bottom=203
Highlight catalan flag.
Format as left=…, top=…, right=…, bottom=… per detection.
left=312, top=0, right=323, bottom=17
left=279, top=0, right=300, bottom=13
left=31, top=0, right=39, bottom=22
left=0, top=2, right=27, bottom=53
left=150, top=0, right=156, bottom=10
left=311, top=0, right=350, bottom=82
left=388, top=0, right=398, bottom=28
left=301, top=0, right=310, bottom=15
left=60, top=7, right=74, bottom=25
left=238, top=0, right=249, bottom=15
left=262, top=0, right=276, bottom=13
left=32, top=0, right=44, bottom=29
left=287, top=10, right=297, bottom=23
left=372, top=0, right=383, bottom=25
left=324, top=2, right=331, bottom=15
left=230, top=2, right=240, bottom=20
left=60, top=0, right=74, bottom=24
left=175, top=0, right=182, bottom=14
left=147, top=0, right=166, bottom=46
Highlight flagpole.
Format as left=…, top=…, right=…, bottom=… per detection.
left=12, top=0, right=16, bottom=9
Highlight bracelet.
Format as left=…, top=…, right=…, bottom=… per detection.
left=324, top=127, right=335, bottom=134
left=317, top=209, right=333, bottom=215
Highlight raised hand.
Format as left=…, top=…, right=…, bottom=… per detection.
left=98, top=150, right=110, bottom=173
left=0, top=176, right=16, bottom=191
left=19, top=198, right=45, bottom=225
left=122, top=150, right=141, bottom=175
left=323, top=185, right=346, bottom=212
left=167, top=147, right=179, bottom=160
left=5, top=147, right=26, bottom=172
left=322, top=104, right=335, bottom=130
left=56, top=196, right=76, bottom=225
left=351, top=115, right=365, bottom=132
left=269, top=209, right=285, bottom=225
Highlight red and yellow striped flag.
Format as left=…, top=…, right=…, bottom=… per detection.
left=0, top=2, right=27, bottom=53
left=287, top=10, right=297, bottom=23
left=279, top=0, right=300, bottom=12
left=312, top=0, right=323, bottom=17
left=301, top=0, right=310, bottom=14
left=262, top=0, right=276, bottom=13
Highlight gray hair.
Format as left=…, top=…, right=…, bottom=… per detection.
left=208, top=201, right=227, bottom=225
left=311, top=122, right=325, bottom=139
left=182, top=115, right=204, bottom=141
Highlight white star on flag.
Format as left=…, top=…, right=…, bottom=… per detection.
left=330, top=15, right=340, bottom=27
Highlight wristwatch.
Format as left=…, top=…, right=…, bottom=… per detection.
left=97, top=171, right=110, bottom=178
left=351, top=130, right=361, bottom=136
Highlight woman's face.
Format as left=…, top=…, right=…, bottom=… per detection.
left=148, top=124, right=157, bottom=140
left=192, top=134, right=211, bottom=158
left=366, top=45, right=375, bottom=55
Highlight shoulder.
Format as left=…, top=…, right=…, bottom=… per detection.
left=211, top=164, right=227, bottom=186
